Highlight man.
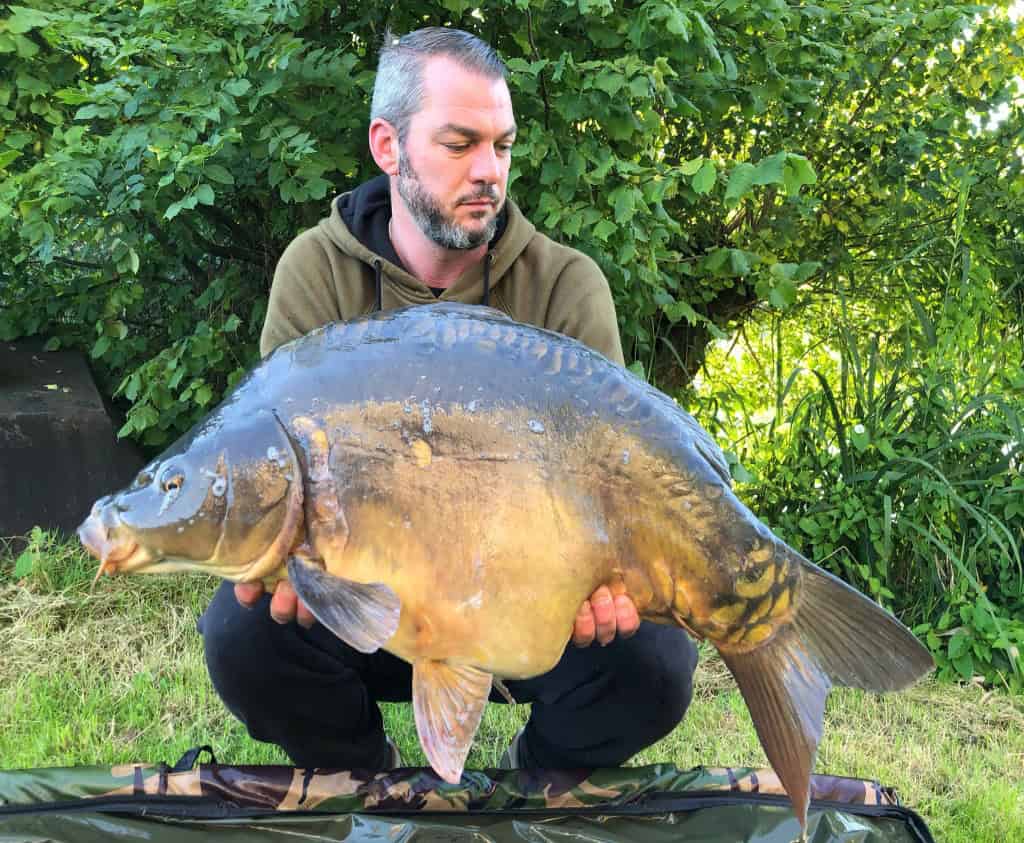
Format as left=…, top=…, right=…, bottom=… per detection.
left=199, top=27, right=697, bottom=774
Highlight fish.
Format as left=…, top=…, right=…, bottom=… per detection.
left=78, top=303, right=933, bottom=835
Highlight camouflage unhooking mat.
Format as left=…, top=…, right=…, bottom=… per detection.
left=0, top=746, right=935, bottom=842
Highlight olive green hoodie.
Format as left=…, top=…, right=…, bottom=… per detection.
left=260, top=176, right=624, bottom=365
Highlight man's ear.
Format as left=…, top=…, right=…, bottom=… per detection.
left=369, top=118, right=400, bottom=176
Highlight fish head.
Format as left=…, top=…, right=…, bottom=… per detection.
left=78, top=410, right=303, bottom=582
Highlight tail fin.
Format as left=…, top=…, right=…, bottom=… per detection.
left=719, top=558, right=933, bottom=831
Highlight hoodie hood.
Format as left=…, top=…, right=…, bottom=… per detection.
left=318, top=175, right=535, bottom=305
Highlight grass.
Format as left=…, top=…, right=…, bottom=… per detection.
left=2, top=531, right=1022, bottom=843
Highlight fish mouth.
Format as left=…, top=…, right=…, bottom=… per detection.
left=78, top=514, right=145, bottom=582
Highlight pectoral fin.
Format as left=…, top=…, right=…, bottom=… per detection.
left=493, top=677, right=517, bottom=705
left=413, top=660, right=492, bottom=784
left=286, top=556, right=400, bottom=654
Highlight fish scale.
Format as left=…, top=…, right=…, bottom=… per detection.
left=78, top=303, right=933, bottom=840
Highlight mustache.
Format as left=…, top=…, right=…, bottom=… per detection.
left=458, top=186, right=500, bottom=204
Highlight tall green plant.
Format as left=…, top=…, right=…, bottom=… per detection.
left=694, top=187, right=1024, bottom=689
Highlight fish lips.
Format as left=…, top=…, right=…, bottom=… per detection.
left=77, top=510, right=144, bottom=575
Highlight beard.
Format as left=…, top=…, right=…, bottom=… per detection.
left=395, top=144, right=502, bottom=250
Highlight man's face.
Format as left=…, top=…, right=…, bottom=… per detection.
left=396, top=56, right=516, bottom=250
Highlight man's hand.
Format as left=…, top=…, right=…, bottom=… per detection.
left=235, top=580, right=317, bottom=629
left=572, top=581, right=639, bottom=647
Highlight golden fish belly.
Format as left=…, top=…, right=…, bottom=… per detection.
left=304, top=407, right=618, bottom=677
left=324, top=472, right=615, bottom=678
left=293, top=399, right=795, bottom=674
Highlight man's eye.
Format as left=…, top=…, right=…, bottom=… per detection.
left=496, top=144, right=513, bottom=154
left=444, top=143, right=469, bottom=152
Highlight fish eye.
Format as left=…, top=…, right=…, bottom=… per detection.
left=161, top=471, right=184, bottom=494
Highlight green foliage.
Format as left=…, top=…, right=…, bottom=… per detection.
left=3, top=0, right=1020, bottom=449
left=693, top=199, right=1024, bottom=690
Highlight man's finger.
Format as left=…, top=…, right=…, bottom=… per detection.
left=573, top=600, right=596, bottom=647
left=614, top=593, right=640, bottom=639
left=234, top=580, right=264, bottom=608
left=296, top=597, right=317, bottom=629
left=591, top=585, right=616, bottom=646
left=270, top=580, right=298, bottom=624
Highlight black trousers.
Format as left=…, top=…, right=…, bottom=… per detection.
left=198, top=580, right=698, bottom=770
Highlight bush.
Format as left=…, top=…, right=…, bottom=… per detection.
left=694, top=203, right=1024, bottom=689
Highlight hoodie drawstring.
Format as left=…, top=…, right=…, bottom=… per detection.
left=373, top=259, right=383, bottom=313
left=482, top=252, right=492, bottom=308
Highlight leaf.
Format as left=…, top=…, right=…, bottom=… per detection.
left=909, top=296, right=937, bottom=348
left=612, top=186, right=636, bottom=223
left=74, top=104, right=102, bottom=120
left=224, top=78, right=252, bottom=97
left=13, top=33, right=38, bottom=57
left=692, top=160, right=716, bottom=195
left=0, top=149, right=21, bottom=169
left=765, top=280, right=794, bottom=309
left=725, top=162, right=756, bottom=205
left=850, top=424, right=870, bottom=452
left=799, top=516, right=820, bottom=536
left=593, top=70, right=625, bottom=97
left=592, top=219, right=617, bottom=242
left=753, top=151, right=787, bottom=186
left=91, top=335, right=110, bottom=358
left=782, top=154, right=817, bottom=196
left=728, top=249, right=751, bottom=276
left=13, top=550, right=36, bottom=578
left=704, top=248, right=729, bottom=272
left=6, top=6, right=52, bottom=34
left=627, top=360, right=647, bottom=379
left=16, top=73, right=47, bottom=96
left=949, top=632, right=971, bottom=659
left=205, top=164, right=234, bottom=184
left=195, top=183, right=216, bottom=205
left=952, top=653, right=974, bottom=680
left=562, top=211, right=583, bottom=238
left=665, top=8, right=690, bottom=38
left=663, top=298, right=700, bottom=325
left=194, top=384, right=214, bottom=406
left=304, top=176, right=332, bottom=200
left=679, top=157, right=704, bottom=176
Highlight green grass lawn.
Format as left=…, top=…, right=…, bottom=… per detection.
left=2, top=532, right=1022, bottom=842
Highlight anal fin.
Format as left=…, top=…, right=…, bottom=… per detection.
left=286, top=556, right=400, bottom=654
left=413, top=660, right=492, bottom=784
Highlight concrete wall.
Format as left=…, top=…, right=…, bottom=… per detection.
left=1, top=340, right=144, bottom=545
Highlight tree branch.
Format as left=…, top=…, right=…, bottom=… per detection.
left=50, top=256, right=106, bottom=271
left=147, top=220, right=206, bottom=284
left=525, top=8, right=551, bottom=132
left=184, top=219, right=264, bottom=265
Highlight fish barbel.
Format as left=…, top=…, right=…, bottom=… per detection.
left=78, top=304, right=933, bottom=834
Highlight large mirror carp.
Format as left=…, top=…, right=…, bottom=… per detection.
left=79, top=303, right=933, bottom=834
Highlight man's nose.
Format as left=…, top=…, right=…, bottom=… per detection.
left=468, top=144, right=502, bottom=184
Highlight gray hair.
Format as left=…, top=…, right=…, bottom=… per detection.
left=370, top=27, right=507, bottom=141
